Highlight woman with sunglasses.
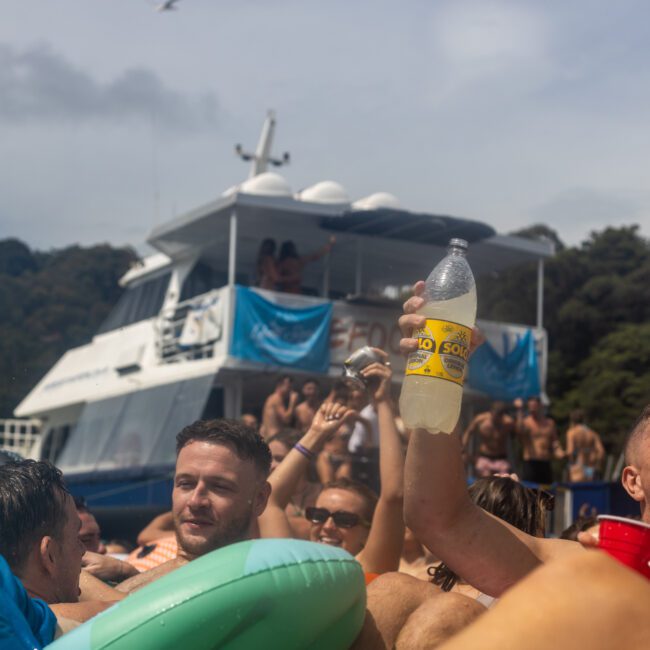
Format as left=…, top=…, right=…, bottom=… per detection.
left=258, top=349, right=406, bottom=575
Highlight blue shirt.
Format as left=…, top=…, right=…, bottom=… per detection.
left=0, top=554, right=57, bottom=650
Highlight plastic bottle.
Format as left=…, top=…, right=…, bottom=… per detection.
left=399, top=238, right=476, bottom=433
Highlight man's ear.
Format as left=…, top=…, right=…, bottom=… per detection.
left=255, top=480, right=272, bottom=517
left=621, top=465, right=644, bottom=503
left=39, top=536, right=57, bottom=576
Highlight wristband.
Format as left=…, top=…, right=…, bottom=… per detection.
left=294, top=443, right=315, bottom=461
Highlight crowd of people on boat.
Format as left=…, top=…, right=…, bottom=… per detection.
left=1, top=291, right=648, bottom=649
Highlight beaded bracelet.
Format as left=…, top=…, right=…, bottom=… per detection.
left=294, top=443, right=315, bottom=461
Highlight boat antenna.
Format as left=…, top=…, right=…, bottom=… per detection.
left=234, top=110, right=290, bottom=178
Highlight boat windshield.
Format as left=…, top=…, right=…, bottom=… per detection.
left=97, top=272, right=171, bottom=334
left=57, top=375, right=214, bottom=472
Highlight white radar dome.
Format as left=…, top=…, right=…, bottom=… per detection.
left=240, top=172, right=292, bottom=197
left=297, top=180, right=350, bottom=204
left=352, top=192, right=401, bottom=210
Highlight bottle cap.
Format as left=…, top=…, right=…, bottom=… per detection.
left=448, top=238, right=468, bottom=250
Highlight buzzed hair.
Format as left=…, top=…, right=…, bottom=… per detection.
left=624, top=405, right=650, bottom=465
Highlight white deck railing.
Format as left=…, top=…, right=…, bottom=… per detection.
left=156, top=288, right=224, bottom=363
left=0, top=419, right=41, bottom=458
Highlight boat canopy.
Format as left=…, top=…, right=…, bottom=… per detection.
left=145, top=190, right=553, bottom=300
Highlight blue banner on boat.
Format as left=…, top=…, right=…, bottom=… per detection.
left=231, top=287, right=332, bottom=373
left=468, top=329, right=541, bottom=401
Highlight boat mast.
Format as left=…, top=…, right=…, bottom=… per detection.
left=235, top=110, right=290, bottom=178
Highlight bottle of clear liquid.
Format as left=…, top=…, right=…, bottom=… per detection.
left=399, top=238, right=476, bottom=433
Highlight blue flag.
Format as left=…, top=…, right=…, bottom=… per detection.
left=231, top=287, right=332, bottom=373
left=468, top=329, right=541, bottom=401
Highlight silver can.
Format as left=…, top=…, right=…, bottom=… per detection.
left=342, top=346, right=384, bottom=390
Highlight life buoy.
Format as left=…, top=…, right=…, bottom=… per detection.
left=48, top=538, right=366, bottom=649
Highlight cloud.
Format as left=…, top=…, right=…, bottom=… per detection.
left=426, top=1, right=552, bottom=106
left=0, top=42, right=218, bottom=131
left=433, top=1, right=546, bottom=66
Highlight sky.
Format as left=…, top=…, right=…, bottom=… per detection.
left=0, top=0, right=649, bottom=252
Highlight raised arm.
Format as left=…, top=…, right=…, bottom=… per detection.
left=400, top=282, right=582, bottom=597
left=302, top=236, right=336, bottom=264
left=356, top=352, right=405, bottom=574
left=258, top=401, right=355, bottom=539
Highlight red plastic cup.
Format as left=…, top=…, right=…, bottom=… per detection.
left=597, top=515, right=650, bottom=580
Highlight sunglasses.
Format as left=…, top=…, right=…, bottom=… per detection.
left=305, top=506, right=370, bottom=529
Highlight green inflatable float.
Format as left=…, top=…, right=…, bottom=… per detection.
left=48, top=539, right=366, bottom=650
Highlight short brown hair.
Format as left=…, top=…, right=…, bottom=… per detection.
left=176, top=419, right=271, bottom=477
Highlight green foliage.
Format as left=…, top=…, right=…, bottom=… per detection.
left=552, top=323, right=650, bottom=452
left=478, top=224, right=650, bottom=454
left=0, top=239, right=136, bottom=417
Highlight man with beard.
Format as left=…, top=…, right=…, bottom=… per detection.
left=115, top=419, right=271, bottom=593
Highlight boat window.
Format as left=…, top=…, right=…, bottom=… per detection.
left=180, top=262, right=229, bottom=301
left=41, top=425, right=71, bottom=463
left=56, top=375, right=214, bottom=473
left=97, top=272, right=171, bottom=334
left=180, top=261, right=250, bottom=302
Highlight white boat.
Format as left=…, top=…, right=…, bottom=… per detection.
left=14, top=111, right=553, bottom=511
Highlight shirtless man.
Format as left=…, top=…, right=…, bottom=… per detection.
left=461, top=402, right=514, bottom=477
left=259, top=375, right=298, bottom=440
left=294, top=379, right=321, bottom=433
left=566, top=409, right=605, bottom=482
left=515, top=396, right=564, bottom=484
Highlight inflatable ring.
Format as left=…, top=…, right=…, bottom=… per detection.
left=48, top=539, right=366, bottom=650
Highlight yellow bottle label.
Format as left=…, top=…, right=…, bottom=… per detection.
left=405, top=318, right=471, bottom=386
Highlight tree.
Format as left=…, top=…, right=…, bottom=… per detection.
left=0, top=239, right=136, bottom=416
left=553, top=322, right=650, bottom=452
left=478, top=224, right=650, bottom=455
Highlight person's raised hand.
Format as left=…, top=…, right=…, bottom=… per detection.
left=289, top=390, right=299, bottom=404
left=398, top=281, right=426, bottom=354
left=309, top=400, right=355, bottom=441
left=398, top=281, right=485, bottom=356
left=360, top=348, right=393, bottom=404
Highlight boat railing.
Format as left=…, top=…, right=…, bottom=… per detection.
left=153, top=286, right=548, bottom=392
left=155, top=289, right=224, bottom=363
left=0, top=418, right=41, bottom=458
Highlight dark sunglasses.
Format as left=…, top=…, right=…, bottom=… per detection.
left=305, top=506, right=370, bottom=529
